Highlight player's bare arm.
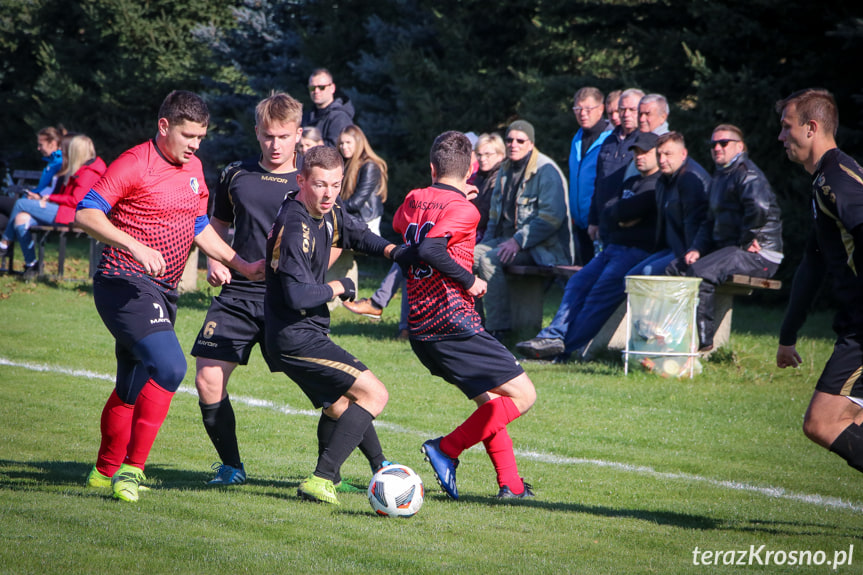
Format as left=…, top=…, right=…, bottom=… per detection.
left=75, top=207, right=166, bottom=277
left=205, top=217, right=234, bottom=286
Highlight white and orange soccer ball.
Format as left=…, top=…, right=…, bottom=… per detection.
left=367, top=464, right=424, bottom=517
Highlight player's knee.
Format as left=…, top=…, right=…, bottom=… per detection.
left=351, top=372, right=388, bottom=417
left=802, top=413, right=832, bottom=448
left=149, top=356, right=187, bottom=392
left=511, top=375, right=537, bottom=414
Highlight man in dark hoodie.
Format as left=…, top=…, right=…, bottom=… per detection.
left=516, top=131, right=661, bottom=362
left=303, top=68, right=355, bottom=148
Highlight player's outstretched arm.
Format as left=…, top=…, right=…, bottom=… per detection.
left=195, top=224, right=265, bottom=281
left=75, top=207, right=166, bottom=277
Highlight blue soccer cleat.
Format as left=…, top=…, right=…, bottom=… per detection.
left=207, top=462, right=246, bottom=486
left=421, top=437, right=459, bottom=500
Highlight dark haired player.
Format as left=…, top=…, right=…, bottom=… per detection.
left=393, top=131, right=537, bottom=499
left=776, top=88, right=863, bottom=474
left=76, top=91, right=265, bottom=502
left=190, top=93, right=303, bottom=486
left=265, top=145, right=413, bottom=505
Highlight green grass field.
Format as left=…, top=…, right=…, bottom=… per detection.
left=1, top=241, right=862, bottom=574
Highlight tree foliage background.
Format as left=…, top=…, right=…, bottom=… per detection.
left=2, top=0, right=862, bottom=283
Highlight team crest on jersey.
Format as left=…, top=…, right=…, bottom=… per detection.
left=190, top=177, right=200, bottom=194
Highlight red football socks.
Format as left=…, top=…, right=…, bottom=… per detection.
left=95, top=390, right=134, bottom=477
left=124, top=379, right=175, bottom=470
left=483, top=428, right=524, bottom=492
left=440, top=396, right=521, bottom=458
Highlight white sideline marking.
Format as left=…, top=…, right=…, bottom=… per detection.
left=3, top=356, right=862, bottom=513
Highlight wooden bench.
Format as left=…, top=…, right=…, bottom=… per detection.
left=503, top=265, right=781, bottom=358
left=503, top=264, right=581, bottom=334
left=2, top=224, right=99, bottom=279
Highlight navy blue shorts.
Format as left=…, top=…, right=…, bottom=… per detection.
left=191, top=295, right=273, bottom=367
left=269, top=328, right=369, bottom=409
left=93, top=274, right=177, bottom=350
left=816, top=333, right=863, bottom=398
left=410, top=330, right=525, bottom=400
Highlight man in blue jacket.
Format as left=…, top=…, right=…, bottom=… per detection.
left=569, top=87, right=613, bottom=265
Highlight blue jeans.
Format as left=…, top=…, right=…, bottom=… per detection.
left=371, top=262, right=408, bottom=331
left=628, top=248, right=675, bottom=276
left=2, top=198, right=59, bottom=265
left=537, top=243, right=650, bottom=354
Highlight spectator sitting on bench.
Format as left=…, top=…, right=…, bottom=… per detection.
left=629, top=131, right=710, bottom=276
left=667, top=124, right=783, bottom=352
left=516, top=131, right=661, bottom=362
left=0, top=125, right=66, bottom=236
left=473, top=119, right=573, bottom=340
left=0, top=134, right=106, bottom=278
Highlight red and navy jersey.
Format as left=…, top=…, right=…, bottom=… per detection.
left=393, top=184, right=483, bottom=341
left=213, top=157, right=299, bottom=300
left=92, top=139, right=209, bottom=291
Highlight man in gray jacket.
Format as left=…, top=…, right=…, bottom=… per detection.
left=474, top=120, right=573, bottom=339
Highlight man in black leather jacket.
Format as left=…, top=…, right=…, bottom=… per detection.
left=669, top=124, right=783, bottom=351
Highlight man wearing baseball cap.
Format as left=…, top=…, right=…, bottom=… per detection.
left=517, top=130, right=661, bottom=361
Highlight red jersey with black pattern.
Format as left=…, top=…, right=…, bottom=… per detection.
left=393, top=184, right=483, bottom=341
left=92, top=139, right=209, bottom=291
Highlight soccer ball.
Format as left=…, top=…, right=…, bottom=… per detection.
left=367, top=464, right=424, bottom=517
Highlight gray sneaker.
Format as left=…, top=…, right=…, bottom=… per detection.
left=515, top=337, right=564, bottom=359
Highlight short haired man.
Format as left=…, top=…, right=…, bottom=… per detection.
left=569, top=86, right=614, bottom=265
left=393, top=131, right=537, bottom=499
left=638, top=93, right=670, bottom=135
left=264, top=145, right=412, bottom=505
left=605, top=90, right=622, bottom=127
left=77, top=91, right=266, bottom=502
left=775, top=88, right=863, bottom=477
left=629, top=131, right=710, bottom=276
left=587, top=88, right=644, bottom=247
left=670, top=124, right=783, bottom=351
left=619, top=93, right=671, bottom=183
left=517, top=131, right=661, bottom=361
left=302, top=68, right=355, bottom=148
left=473, top=120, right=573, bottom=339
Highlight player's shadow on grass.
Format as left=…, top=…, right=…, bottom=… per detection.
left=440, top=493, right=857, bottom=537
left=0, top=459, right=300, bottom=498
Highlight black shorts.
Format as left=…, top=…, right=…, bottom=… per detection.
left=815, top=333, right=863, bottom=398
left=191, top=295, right=273, bottom=367
left=269, top=328, right=369, bottom=409
left=410, top=330, right=525, bottom=400
left=93, top=274, right=177, bottom=350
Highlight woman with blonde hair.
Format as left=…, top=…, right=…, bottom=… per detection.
left=0, top=134, right=106, bottom=276
left=337, top=124, right=388, bottom=235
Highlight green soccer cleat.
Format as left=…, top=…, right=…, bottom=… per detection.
left=86, top=466, right=112, bottom=488
left=297, top=474, right=340, bottom=505
left=111, top=464, right=146, bottom=503
left=334, top=480, right=365, bottom=494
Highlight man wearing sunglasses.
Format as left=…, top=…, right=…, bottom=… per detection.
left=474, top=120, right=573, bottom=340
left=669, top=123, right=783, bottom=352
left=302, top=68, right=355, bottom=148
